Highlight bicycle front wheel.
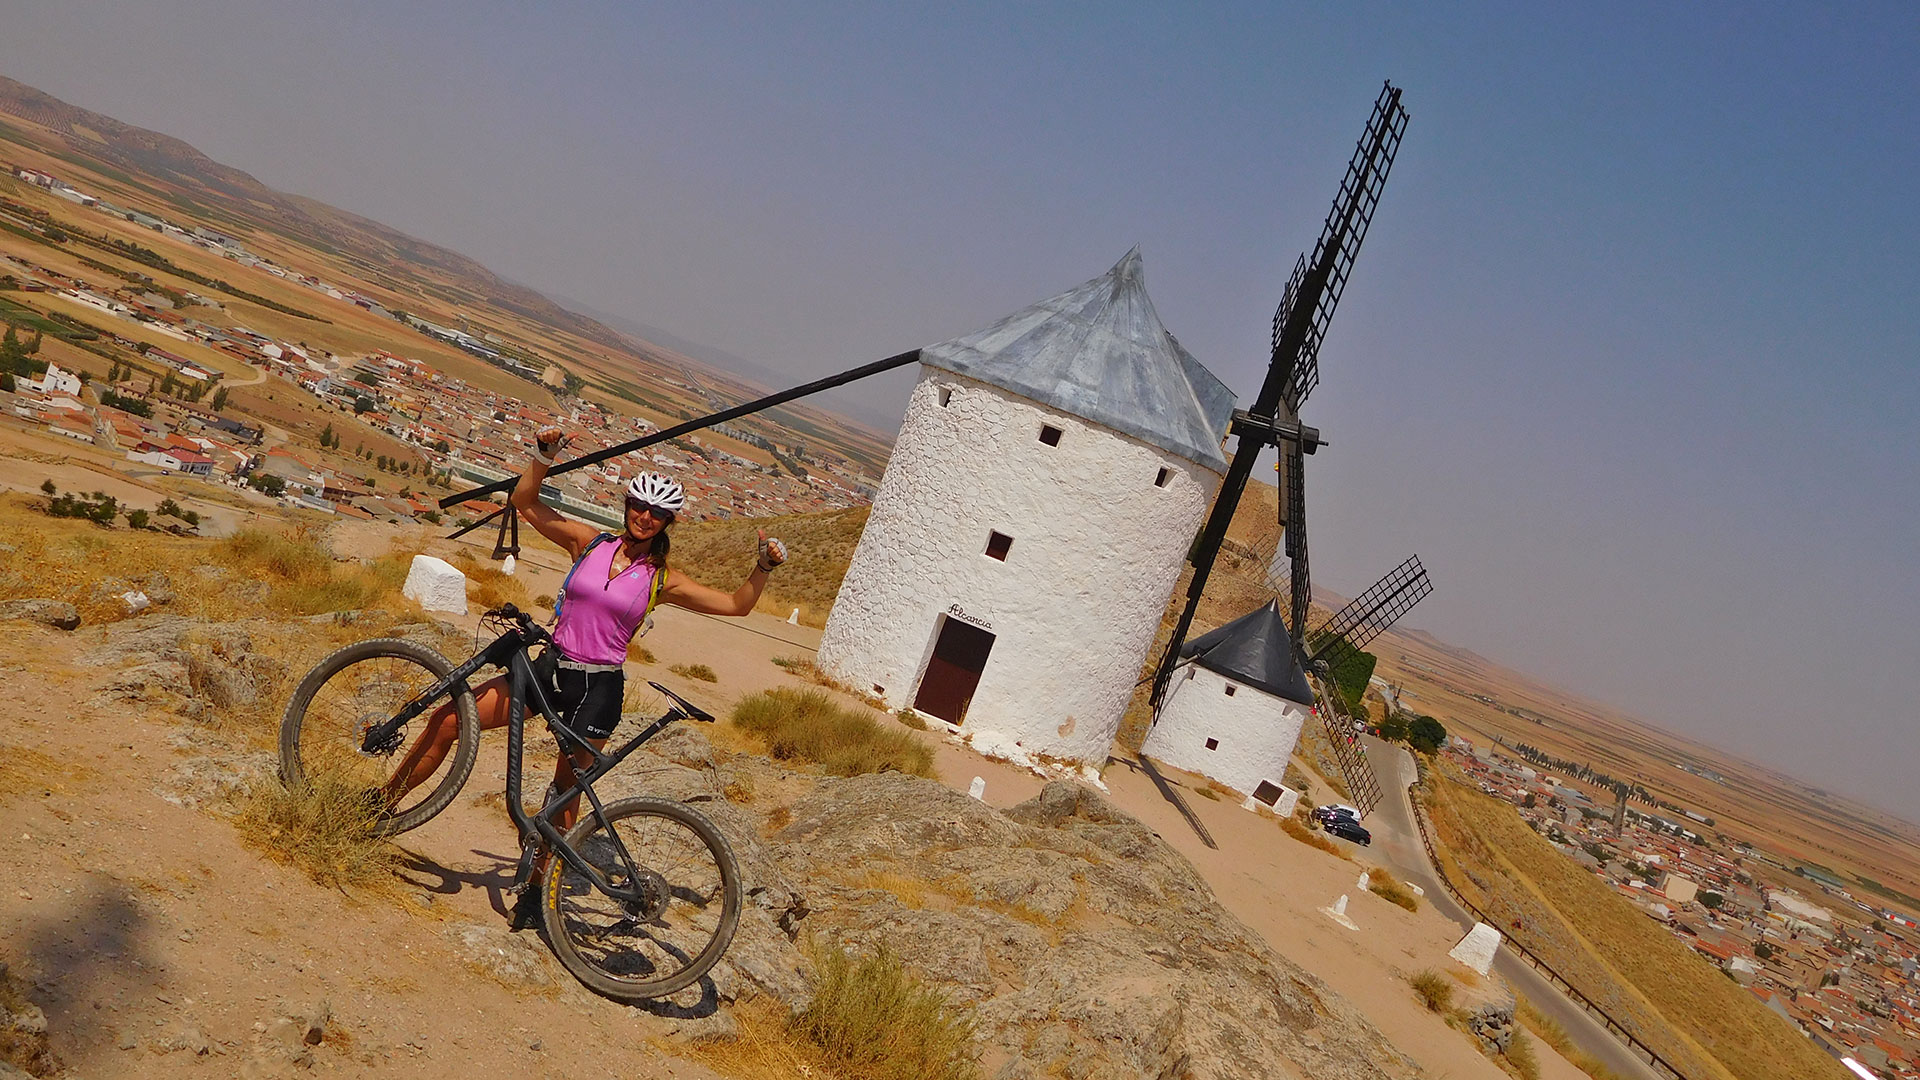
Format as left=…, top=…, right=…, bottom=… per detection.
left=541, top=797, right=742, bottom=1002
left=278, top=637, right=481, bottom=836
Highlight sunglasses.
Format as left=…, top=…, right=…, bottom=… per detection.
left=625, top=499, right=676, bottom=523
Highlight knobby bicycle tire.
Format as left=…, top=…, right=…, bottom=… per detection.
left=278, top=637, right=481, bottom=837
left=540, top=797, right=742, bottom=1002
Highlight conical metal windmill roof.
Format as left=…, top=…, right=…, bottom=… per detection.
left=921, top=250, right=1236, bottom=470
left=1180, top=599, right=1315, bottom=705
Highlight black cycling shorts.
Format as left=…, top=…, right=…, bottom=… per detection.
left=550, top=666, right=625, bottom=741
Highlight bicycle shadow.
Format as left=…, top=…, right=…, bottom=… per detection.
left=390, top=846, right=520, bottom=917
left=389, top=849, right=723, bottom=1018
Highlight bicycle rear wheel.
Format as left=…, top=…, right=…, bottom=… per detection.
left=278, top=637, right=481, bottom=836
left=541, top=797, right=742, bottom=1001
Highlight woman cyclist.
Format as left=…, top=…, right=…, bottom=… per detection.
left=383, top=426, right=786, bottom=928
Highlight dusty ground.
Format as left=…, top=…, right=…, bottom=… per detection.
left=1, top=503, right=1586, bottom=1079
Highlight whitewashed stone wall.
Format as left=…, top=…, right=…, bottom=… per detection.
left=1141, top=663, right=1308, bottom=798
left=817, top=367, right=1219, bottom=762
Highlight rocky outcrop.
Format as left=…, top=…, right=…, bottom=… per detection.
left=0, top=599, right=79, bottom=632
left=600, top=729, right=1420, bottom=1080
left=1455, top=976, right=1518, bottom=1054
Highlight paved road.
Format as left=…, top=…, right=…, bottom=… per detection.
left=1359, top=735, right=1667, bottom=1080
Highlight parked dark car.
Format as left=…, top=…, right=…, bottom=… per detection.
left=1312, top=804, right=1361, bottom=826
left=1323, top=817, right=1371, bottom=846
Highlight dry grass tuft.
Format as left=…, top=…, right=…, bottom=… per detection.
left=763, top=804, right=794, bottom=835
left=1409, top=969, right=1454, bottom=1012
left=858, top=870, right=931, bottom=909
left=670, top=662, right=719, bottom=683
left=628, top=641, right=657, bottom=664
left=680, top=943, right=979, bottom=1080
left=446, top=550, right=530, bottom=612
left=235, top=773, right=401, bottom=897
left=213, top=526, right=411, bottom=615
left=732, top=689, right=934, bottom=778
left=1504, top=1029, right=1542, bottom=1080
left=1279, top=815, right=1352, bottom=860
left=1517, top=997, right=1624, bottom=1080
left=674, top=995, right=835, bottom=1079
left=1367, top=869, right=1421, bottom=912
left=794, top=942, right=979, bottom=1080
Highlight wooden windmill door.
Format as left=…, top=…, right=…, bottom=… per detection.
left=913, top=616, right=995, bottom=725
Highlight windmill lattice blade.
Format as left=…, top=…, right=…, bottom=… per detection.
left=1275, top=82, right=1409, bottom=416
left=1310, top=555, right=1432, bottom=664
left=1270, top=253, right=1305, bottom=372
left=1282, top=440, right=1311, bottom=643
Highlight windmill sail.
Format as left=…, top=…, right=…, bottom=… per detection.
left=1147, top=81, right=1408, bottom=710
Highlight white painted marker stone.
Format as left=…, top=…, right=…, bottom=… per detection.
left=788, top=608, right=800, bottom=625
left=968, top=776, right=986, bottom=801
left=1357, top=872, right=1371, bottom=892
left=1320, top=894, right=1357, bottom=930
left=501, top=554, right=516, bottom=576
left=402, top=554, right=468, bottom=615
left=1449, top=922, right=1503, bottom=976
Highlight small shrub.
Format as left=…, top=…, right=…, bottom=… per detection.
left=236, top=773, right=399, bottom=896
left=1504, top=1030, right=1541, bottom=1080
left=447, top=550, right=529, bottom=612
left=1409, top=969, right=1453, bottom=1012
left=1191, top=784, right=1221, bottom=801
left=732, top=688, right=934, bottom=778
left=534, top=593, right=555, bottom=608
left=671, top=662, right=718, bottom=683
left=628, top=641, right=657, bottom=665
left=894, top=707, right=927, bottom=731
left=1517, top=997, right=1623, bottom=1080
left=1368, top=870, right=1420, bottom=912
left=1280, top=815, right=1350, bottom=859
left=792, top=942, right=978, bottom=1080
left=213, top=527, right=409, bottom=615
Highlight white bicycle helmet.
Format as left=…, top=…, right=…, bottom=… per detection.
left=624, top=471, right=685, bottom=513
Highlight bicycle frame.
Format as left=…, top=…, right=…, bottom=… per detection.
left=357, top=611, right=710, bottom=909
left=503, top=646, right=694, bottom=905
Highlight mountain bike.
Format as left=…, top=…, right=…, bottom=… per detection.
left=276, top=603, right=741, bottom=1002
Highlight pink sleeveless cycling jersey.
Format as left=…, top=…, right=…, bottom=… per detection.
left=551, top=538, right=659, bottom=666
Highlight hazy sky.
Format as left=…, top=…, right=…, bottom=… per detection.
left=4, top=3, right=1916, bottom=818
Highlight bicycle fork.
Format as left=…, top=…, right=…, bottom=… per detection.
left=502, top=652, right=650, bottom=908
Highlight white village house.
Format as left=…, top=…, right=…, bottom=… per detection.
left=1140, top=599, right=1314, bottom=808
left=816, top=250, right=1236, bottom=763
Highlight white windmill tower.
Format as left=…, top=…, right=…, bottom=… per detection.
left=1140, top=599, right=1314, bottom=810
left=815, top=250, right=1236, bottom=763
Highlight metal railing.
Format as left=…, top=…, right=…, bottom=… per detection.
left=1405, top=785, right=1692, bottom=1080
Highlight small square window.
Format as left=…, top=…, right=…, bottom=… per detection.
left=1205, top=738, right=1220, bottom=751
left=1155, top=467, right=1172, bottom=488
left=1039, top=424, right=1062, bottom=446
left=1224, top=684, right=1237, bottom=697
left=984, top=531, right=1012, bottom=561
left=937, top=387, right=952, bottom=407
left=873, top=684, right=886, bottom=695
